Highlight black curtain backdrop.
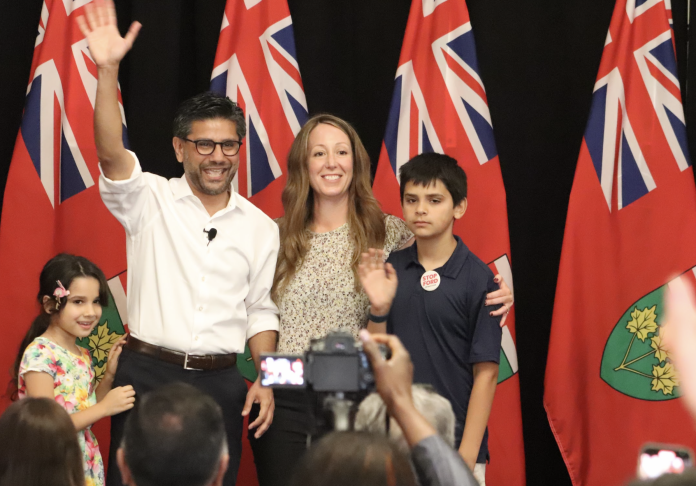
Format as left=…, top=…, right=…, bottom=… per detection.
left=1, top=1, right=694, bottom=485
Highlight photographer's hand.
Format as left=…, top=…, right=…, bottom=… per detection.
left=359, top=330, right=436, bottom=448
left=361, top=331, right=480, bottom=484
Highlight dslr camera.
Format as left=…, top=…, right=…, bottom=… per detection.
left=259, top=330, right=389, bottom=432
left=259, top=330, right=387, bottom=392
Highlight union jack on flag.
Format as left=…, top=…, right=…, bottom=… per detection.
left=583, top=0, right=689, bottom=211
left=372, top=1, right=525, bottom=484
left=211, top=0, right=307, bottom=215
left=25, top=0, right=131, bottom=207
left=0, top=0, right=130, bottom=464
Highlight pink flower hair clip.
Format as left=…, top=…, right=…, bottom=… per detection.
left=53, top=280, right=70, bottom=310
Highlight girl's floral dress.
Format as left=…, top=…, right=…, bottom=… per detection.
left=18, top=337, right=104, bottom=486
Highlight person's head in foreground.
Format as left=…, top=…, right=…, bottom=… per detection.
left=117, top=382, right=229, bottom=486
left=399, top=152, right=468, bottom=240
left=288, top=431, right=418, bottom=486
left=0, top=397, right=84, bottom=486
left=355, top=383, right=456, bottom=453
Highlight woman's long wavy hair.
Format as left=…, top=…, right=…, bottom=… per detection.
left=273, top=114, right=385, bottom=301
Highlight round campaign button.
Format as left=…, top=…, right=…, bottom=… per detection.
left=421, top=270, right=441, bottom=291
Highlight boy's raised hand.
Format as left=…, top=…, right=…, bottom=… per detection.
left=76, top=0, right=141, bottom=69
left=359, top=248, right=398, bottom=316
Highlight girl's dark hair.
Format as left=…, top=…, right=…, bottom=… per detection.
left=0, top=397, right=85, bottom=486
left=289, top=431, right=417, bottom=486
left=8, top=254, right=109, bottom=400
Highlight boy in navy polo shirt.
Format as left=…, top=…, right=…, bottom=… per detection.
left=359, top=153, right=502, bottom=485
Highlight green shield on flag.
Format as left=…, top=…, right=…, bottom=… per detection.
left=600, top=284, right=679, bottom=400
left=76, top=278, right=126, bottom=382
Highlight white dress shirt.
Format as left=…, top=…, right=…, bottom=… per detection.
left=99, top=151, right=279, bottom=355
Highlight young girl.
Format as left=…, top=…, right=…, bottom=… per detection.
left=11, top=254, right=136, bottom=486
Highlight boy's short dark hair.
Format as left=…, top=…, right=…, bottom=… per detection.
left=399, top=153, right=468, bottom=206
left=122, top=382, right=226, bottom=486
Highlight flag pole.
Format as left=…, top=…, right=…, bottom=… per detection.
left=688, top=0, right=691, bottom=95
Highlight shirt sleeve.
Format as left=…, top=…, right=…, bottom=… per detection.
left=383, top=215, right=413, bottom=254
left=411, top=435, right=479, bottom=486
left=245, top=222, right=281, bottom=340
left=468, top=269, right=503, bottom=364
left=98, top=150, right=150, bottom=236
left=19, top=342, right=57, bottom=379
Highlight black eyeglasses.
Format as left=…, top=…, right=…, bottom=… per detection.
left=183, top=138, right=243, bottom=156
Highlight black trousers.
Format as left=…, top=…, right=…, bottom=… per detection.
left=106, top=347, right=248, bottom=486
left=248, top=389, right=315, bottom=486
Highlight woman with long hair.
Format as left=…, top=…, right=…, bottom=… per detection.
left=272, top=115, right=410, bottom=352
left=251, top=114, right=511, bottom=486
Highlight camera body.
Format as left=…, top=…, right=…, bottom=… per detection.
left=260, top=330, right=391, bottom=433
left=260, top=330, right=387, bottom=393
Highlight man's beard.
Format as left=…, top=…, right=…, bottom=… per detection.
left=184, top=156, right=237, bottom=196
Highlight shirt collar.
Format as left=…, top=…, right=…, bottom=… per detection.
left=170, top=174, right=237, bottom=212
left=406, top=236, right=469, bottom=279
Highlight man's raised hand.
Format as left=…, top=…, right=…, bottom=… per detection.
left=76, top=0, right=141, bottom=69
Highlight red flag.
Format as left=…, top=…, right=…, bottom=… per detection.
left=544, top=1, right=696, bottom=484
left=211, top=0, right=307, bottom=219
left=211, top=1, right=306, bottom=483
left=373, top=1, right=525, bottom=484
left=0, top=0, right=130, bottom=467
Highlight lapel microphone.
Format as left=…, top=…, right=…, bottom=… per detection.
left=204, top=228, right=218, bottom=246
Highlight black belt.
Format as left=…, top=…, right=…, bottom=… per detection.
left=125, top=335, right=237, bottom=371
